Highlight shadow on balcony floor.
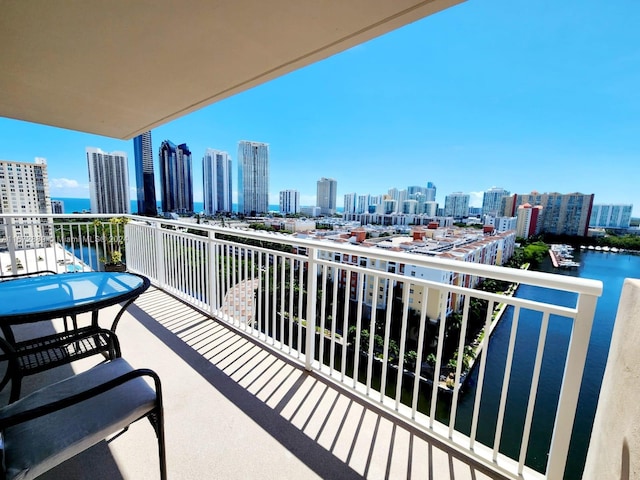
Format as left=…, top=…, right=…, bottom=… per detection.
left=31, top=287, right=508, bottom=479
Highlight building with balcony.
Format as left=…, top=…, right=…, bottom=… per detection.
left=50, top=199, right=64, bottom=214
left=589, top=203, right=633, bottom=229
left=444, top=192, right=470, bottom=219
left=86, top=147, right=130, bottom=214
left=159, top=141, right=194, bottom=215
left=238, top=141, right=269, bottom=216
left=482, top=187, right=510, bottom=217
left=0, top=158, right=52, bottom=250
left=133, top=131, right=158, bottom=216
left=502, top=192, right=594, bottom=237
left=203, top=149, right=232, bottom=215
left=343, top=192, right=357, bottom=214
left=279, top=189, right=300, bottom=215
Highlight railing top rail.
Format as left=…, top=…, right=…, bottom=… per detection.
left=2, top=213, right=603, bottom=297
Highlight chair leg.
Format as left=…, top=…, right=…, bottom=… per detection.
left=148, top=407, right=167, bottom=480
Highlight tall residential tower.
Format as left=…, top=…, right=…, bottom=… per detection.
left=317, top=177, right=337, bottom=215
left=0, top=157, right=52, bottom=249
left=159, top=141, right=193, bottom=214
left=279, top=190, right=300, bottom=215
left=238, top=141, right=269, bottom=215
left=203, top=149, right=232, bottom=215
left=86, top=147, right=130, bottom=214
left=133, top=131, right=157, bottom=216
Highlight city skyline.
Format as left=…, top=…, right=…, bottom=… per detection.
left=1, top=1, right=639, bottom=215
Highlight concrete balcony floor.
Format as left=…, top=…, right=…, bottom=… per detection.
left=8, top=287, right=508, bottom=480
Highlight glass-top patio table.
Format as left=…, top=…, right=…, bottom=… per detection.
left=0, top=271, right=150, bottom=402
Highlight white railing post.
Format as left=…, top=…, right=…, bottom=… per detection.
left=545, top=292, right=598, bottom=479
left=154, top=221, right=166, bottom=289
left=5, top=217, right=18, bottom=274
left=208, top=229, right=217, bottom=316
left=305, top=246, right=318, bottom=371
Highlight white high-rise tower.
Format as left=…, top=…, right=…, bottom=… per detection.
left=238, top=141, right=269, bottom=215
left=86, top=147, right=130, bottom=214
left=203, top=149, right=232, bottom=215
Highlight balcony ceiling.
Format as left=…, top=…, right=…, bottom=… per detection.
left=0, top=0, right=462, bottom=140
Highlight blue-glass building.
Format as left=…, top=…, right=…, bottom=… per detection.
left=159, top=140, right=193, bottom=215
left=133, top=131, right=158, bottom=216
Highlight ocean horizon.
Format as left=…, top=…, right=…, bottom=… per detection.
left=51, top=198, right=313, bottom=215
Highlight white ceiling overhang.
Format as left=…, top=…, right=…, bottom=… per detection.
left=0, top=0, right=463, bottom=139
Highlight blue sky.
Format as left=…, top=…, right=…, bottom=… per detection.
left=1, top=0, right=639, bottom=215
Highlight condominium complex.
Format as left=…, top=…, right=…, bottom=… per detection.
left=159, top=140, right=193, bottom=215
left=86, top=147, right=130, bottom=214
left=425, top=181, right=437, bottom=202
left=316, top=226, right=516, bottom=320
left=343, top=193, right=357, bottom=214
left=133, top=131, right=157, bottom=216
left=279, top=190, right=300, bottom=215
left=516, top=203, right=543, bottom=239
left=444, top=192, right=470, bottom=218
left=502, top=192, right=594, bottom=236
left=203, top=149, right=232, bottom=215
left=317, top=177, right=337, bottom=215
left=238, top=141, right=269, bottom=215
left=51, top=199, right=64, bottom=214
left=482, top=187, right=510, bottom=217
left=0, top=157, right=52, bottom=249
left=589, top=204, right=633, bottom=229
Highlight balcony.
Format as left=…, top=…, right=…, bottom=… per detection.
left=0, top=214, right=609, bottom=479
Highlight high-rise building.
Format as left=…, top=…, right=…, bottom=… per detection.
left=482, top=187, right=510, bottom=217
left=0, top=157, right=52, bottom=249
left=425, top=181, right=437, bottom=202
left=133, top=131, right=157, bottom=216
left=317, top=177, right=337, bottom=215
left=279, top=190, right=300, bottom=215
left=589, top=204, right=633, bottom=229
left=86, top=147, right=130, bottom=214
left=444, top=192, right=470, bottom=218
left=51, top=200, right=64, bottom=214
left=159, top=141, right=193, bottom=215
left=516, top=204, right=543, bottom=239
left=506, top=192, right=594, bottom=236
left=343, top=193, right=357, bottom=214
left=203, top=149, right=232, bottom=215
left=238, top=141, right=269, bottom=215
left=408, top=186, right=427, bottom=197
left=356, top=194, right=370, bottom=214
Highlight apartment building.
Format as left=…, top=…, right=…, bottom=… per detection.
left=0, top=157, right=52, bottom=249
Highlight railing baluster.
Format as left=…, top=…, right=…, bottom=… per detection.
left=430, top=291, right=449, bottom=428
left=518, top=311, right=550, bottom=474
left=318, top=264, right=328, bottom=369
left=366, top=275, right=379, bottom=395
left=493, top=305, right=521, bottom=461
left=340, top=267, right=350, bottom=381
left=411, top=287, right=429, bottom=419
left=380, top=275, right=394, bottom=402
left=449, top=295, right=471, bottom=438
left=352, top=269, right=363, bottom=389
left=394, top=280, right=410, bottom=411
left=470, top=299, right=495, bottom=450
left=329, top=264, right=339, bottom=374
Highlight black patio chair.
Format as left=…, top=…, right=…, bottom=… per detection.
left=0, top=353, right=166, bottom=480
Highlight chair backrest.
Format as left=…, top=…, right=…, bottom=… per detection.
left=0, top=358, right=166, bottom=480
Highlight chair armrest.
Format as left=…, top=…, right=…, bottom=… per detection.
left=0, top=368, right=161, bottom=430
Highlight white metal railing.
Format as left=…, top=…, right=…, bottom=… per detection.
left=0, top=214, right=603, bottom=479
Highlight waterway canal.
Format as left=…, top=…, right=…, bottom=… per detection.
left=455, top=249, right=640, bottom=478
